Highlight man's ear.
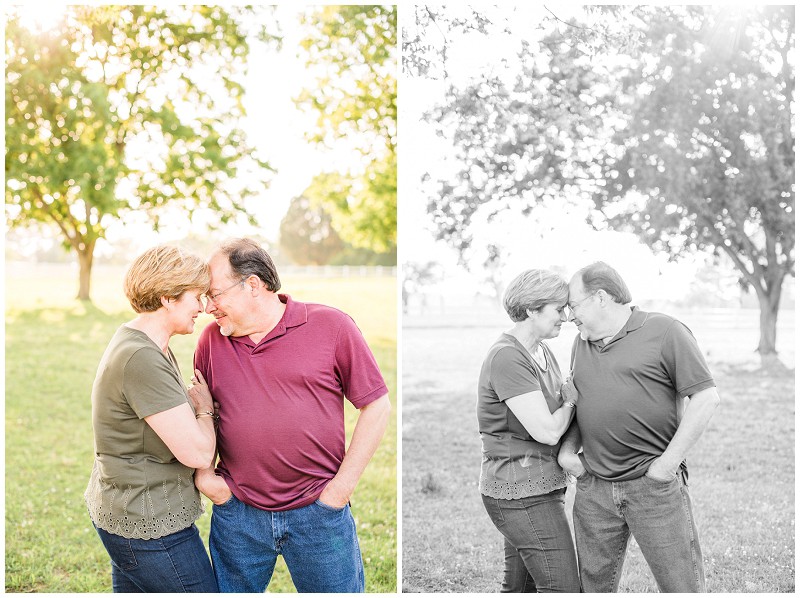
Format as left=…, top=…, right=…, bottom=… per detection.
left=245, top=275, right=260, bottom=295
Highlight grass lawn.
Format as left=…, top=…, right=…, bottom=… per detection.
left=401, top=310, right=795, bottom=592
left=5, top=263, right=397, bottom=593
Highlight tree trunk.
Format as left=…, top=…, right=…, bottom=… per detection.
left=76, top=245, right=94, bottom=301
left=755, top=274, right=786, bottom=371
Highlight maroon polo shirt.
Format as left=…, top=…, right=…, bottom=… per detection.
left=571, top=307, right=715, bottom=482
left=194, top=294, right=388, bottom=511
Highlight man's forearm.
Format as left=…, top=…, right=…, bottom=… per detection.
left=325, top=394, right=391, bottom=502
left=559, top=419, right=582, bottom=458
left=654, top=386, right=721, bottom=474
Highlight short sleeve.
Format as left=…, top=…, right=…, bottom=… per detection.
left=333, top=315, right=388, bottom=409
left=193, top=323, right=213, bottom=386
left=661, top=321, right=715, bottom=398
left=123, top=347, right=189, bottom=419
left=490, top=346, right=541, bottom=401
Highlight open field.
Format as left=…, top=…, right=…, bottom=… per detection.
left=402, top=306, right=795, bottom=592
left=5, top=263, right=397, bottom=593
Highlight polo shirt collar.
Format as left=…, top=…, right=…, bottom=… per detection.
left=278, top=294, right=307, bottom=330
left=591, top=306, right=646, bottom=348
left=228, top=294, right=308, bottom=348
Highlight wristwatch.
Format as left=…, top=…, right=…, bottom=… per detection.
left=563, top=401, right=577, bottom=410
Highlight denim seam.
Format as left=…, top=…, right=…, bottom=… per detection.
left=490, top=497, right=506, bottom=526
left=679, top=483, right=702, bottom=590
left=160, top=538, right=190, bottom=592
left=610, top=531, right=628, bottom=592
left=611, top=486, right=628, bottom=593
left=523, top=501, right=554, bottom=590
left=120, top=537, right=139, bottom=571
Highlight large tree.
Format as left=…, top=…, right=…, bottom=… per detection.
left=5, top=6, right=276, bottom=300
left=279, top=195, right=345, bottom=265
left=594, top=5, right=794, bottom=364
left=295, top=5, right=396, bottom=254
left=412, top=6, right=794, bottom=364
left=412, top=6, right=641, bottom=261
left=278, top=194, right=396, bottom=266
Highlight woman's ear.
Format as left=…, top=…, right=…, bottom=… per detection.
left=160, top=296, right=172, bottom=309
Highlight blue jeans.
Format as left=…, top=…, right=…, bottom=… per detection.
left=573, top=470, right=705, bottom=592
left=482, top=488, right=581, bottom=592
left=209, top=494, right=365, bottom=593
left=93, top=523, right=218, bottom=593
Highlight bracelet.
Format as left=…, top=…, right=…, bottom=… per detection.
left=195, top=411, right=216, bottom=419
left=563, top=401, right=576, bottom=410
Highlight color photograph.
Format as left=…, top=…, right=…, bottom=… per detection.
left=6, top=5, right=396, bottom=593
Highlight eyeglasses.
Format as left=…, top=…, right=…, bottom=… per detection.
left=566, top=291, right=596, bottom=318
left=203, top=278, right=247, bottom=304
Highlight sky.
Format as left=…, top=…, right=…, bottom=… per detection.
left=106, top=5, right=334, bottom=251
left=398, top=5, right=709, bottom=304
left=6, top=4, right=791, bottom=306
left=8, top=5, right=343, bottom=258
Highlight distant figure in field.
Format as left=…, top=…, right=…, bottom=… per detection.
left=85, top=245, right=218, bottom=592
left=559, top=261, right=720, bottom=592
left=192, top=238, right=391, bottom=593
left=477, top=269, right=581, bottom=592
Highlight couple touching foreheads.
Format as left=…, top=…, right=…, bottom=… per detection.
left=85, top=238, right=391, bottom=593
left=478, top=263, right=720, bottom=593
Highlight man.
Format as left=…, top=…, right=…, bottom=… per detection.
left=558, top=261, right=720, bottom=592
left=192, top=238, right=391, bottom=593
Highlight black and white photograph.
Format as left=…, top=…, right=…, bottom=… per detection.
left=401, top=4, right=794, bottom=593
left=3, top=2, right=796, bottom=594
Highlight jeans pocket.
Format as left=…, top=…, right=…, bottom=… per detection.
left=114, top=537, right=140, bottom=571
left=644, top=470, right=676, bottom=484
left=94, top=524, right=140, bottom=571
left=481, top=495, right=507, bottom=528
left=314, top=498, right=347, bottom=513
left=213, top=494, right=237, bottom=509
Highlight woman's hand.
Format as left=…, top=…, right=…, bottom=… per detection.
left=195, top=467, right=233, bottom=506
left=188, top=369, right=214, bottom=413
left=560, top=375, right=579, bottom=406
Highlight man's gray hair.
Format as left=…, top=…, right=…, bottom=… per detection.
left=503, top=269, right=569, bottom=322
left=576, top=261, right=632, bottom=304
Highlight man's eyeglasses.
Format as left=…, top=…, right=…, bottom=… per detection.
left=203, top=278, right=247, bottom=304
left=566, top=291, right=596, bottom=317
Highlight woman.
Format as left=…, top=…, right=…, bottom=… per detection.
left=477, top=269, right=581, bottom=592
left=84, top=245, right=219, bottom=592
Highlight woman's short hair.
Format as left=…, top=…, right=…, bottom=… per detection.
left=503, top=269, right=569, bottom=322
left=217, top=238, right=281, bottom=292
left=577, top=261, right=632, bottom=304
left=124, top=245, right=210, bottom=313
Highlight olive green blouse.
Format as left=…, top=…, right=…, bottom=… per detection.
left=477, top=334, right=568, bottom=500
left=84, top=326, right=203, bottom=539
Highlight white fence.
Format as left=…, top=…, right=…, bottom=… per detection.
left=5, top=261, right=396, bottom=279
